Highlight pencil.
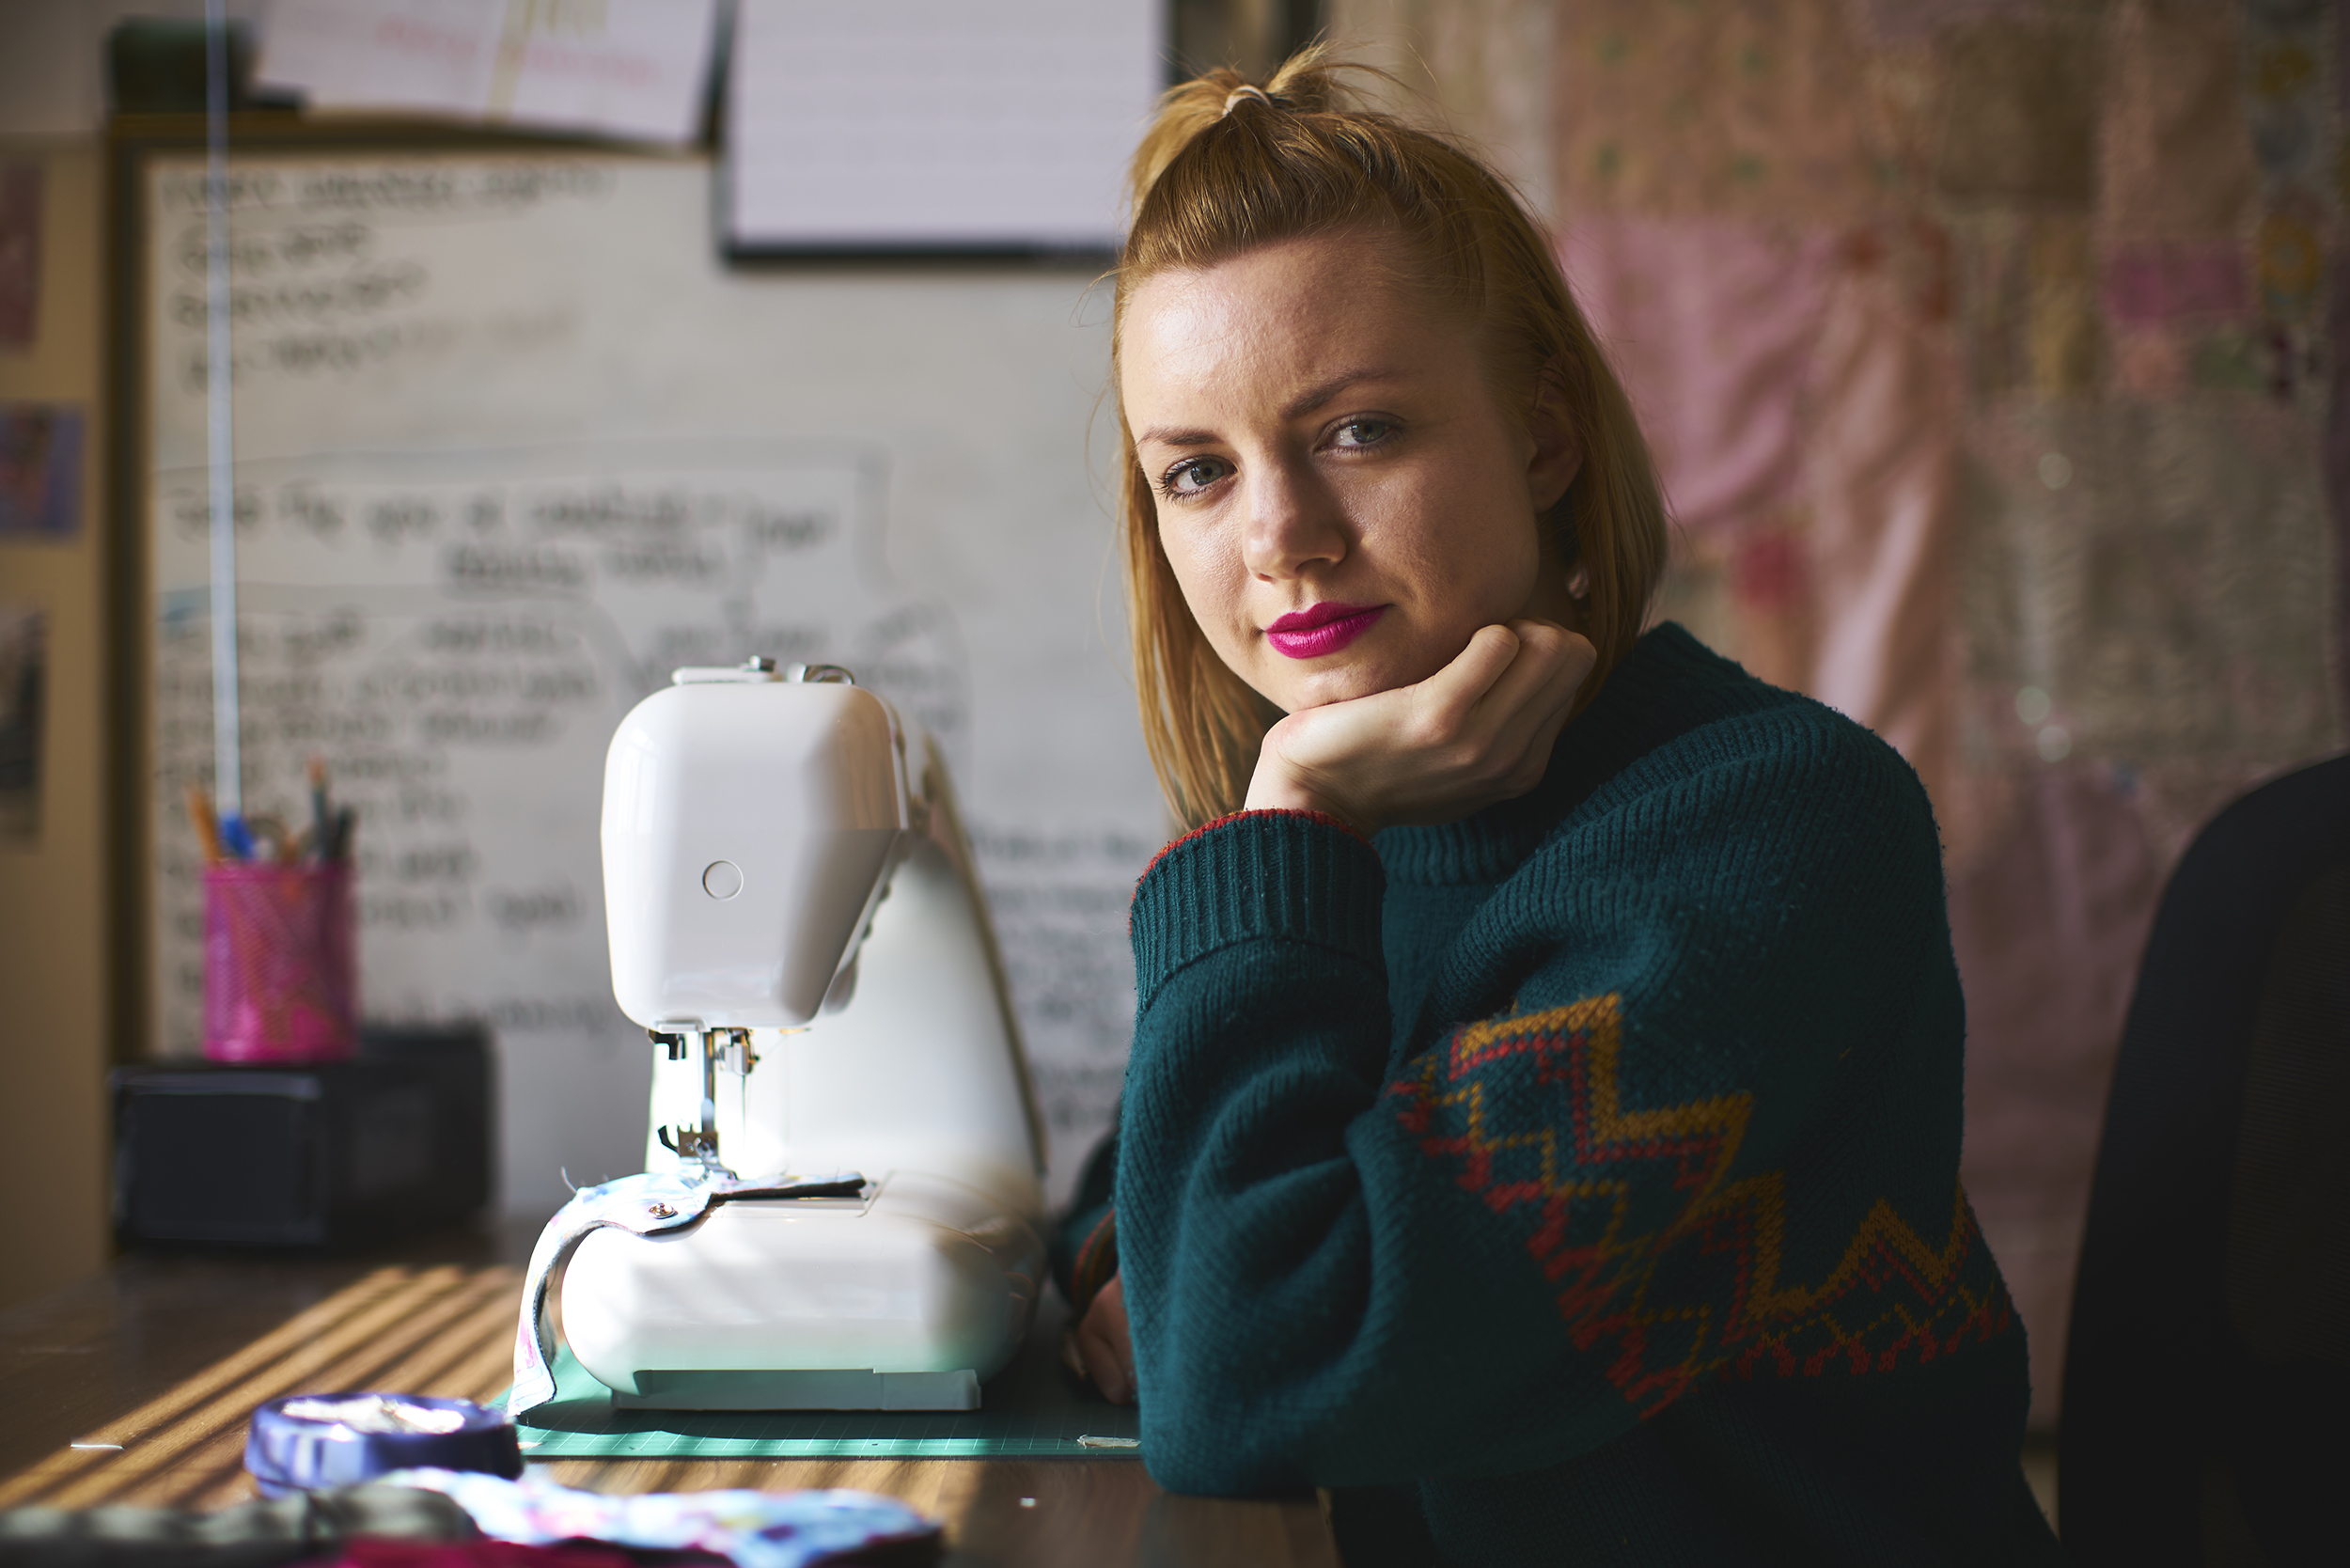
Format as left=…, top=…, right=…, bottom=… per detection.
left=185, top=785, right=225, bottom=863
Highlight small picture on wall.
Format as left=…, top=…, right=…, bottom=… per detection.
left=0, top=602, right=44, bottom=841
left=0, top=402, right=82, bottom=541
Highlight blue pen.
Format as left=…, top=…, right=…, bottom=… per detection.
left=219, top=813, right=256, bottom=861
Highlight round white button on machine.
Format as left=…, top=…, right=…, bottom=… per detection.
left=701, top=859, right=744, bottom=899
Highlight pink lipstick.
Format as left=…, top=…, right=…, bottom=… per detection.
left=1264, top=602, right=1386, bottom=659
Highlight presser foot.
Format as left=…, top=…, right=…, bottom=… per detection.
left=654, top=1123, right=733, bottom=1178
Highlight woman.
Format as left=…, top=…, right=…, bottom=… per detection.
left=1055, top=52, right=2066, bottom=1566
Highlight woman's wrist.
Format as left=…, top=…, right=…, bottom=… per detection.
left=1243, top=763, right=1371, bottom=837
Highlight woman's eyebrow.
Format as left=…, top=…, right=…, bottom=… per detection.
left=1283, top=368, right=1401, bottom=420
left=1134, top=424, right=1220, bottom=448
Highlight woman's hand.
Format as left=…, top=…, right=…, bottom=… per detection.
left=1245, top=619, right=1596, bottom=837
left=1062, top=1274, right=1137, bottom=1405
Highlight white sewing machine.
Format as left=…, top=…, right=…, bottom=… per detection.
left=556, top=658, right=1047, bottom=1412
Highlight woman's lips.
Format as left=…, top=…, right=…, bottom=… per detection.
left=1264, top=603, right=1386, bottom=659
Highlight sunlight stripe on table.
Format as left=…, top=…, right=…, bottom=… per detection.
left=0, top=1265, right=522, bottom=1511
left=0, top=1269, right=432, bottom=1513
left=146, top=1278, right=523, bottom=1512
left=352, top=1292, right=518, bottom=1405
left=0, top=1266, right=435, bottom=1508
left=70, top=1268, right=523, bottom=1512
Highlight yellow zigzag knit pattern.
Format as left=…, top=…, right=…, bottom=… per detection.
left=1386, top=995, right=2015, bottom=1418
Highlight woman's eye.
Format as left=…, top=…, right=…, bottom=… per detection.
left=1157, top=457, right=1231, bottom=500
left=1332, top=418, right=1396, bottom=449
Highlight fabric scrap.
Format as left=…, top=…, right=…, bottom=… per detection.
left=1934, top=15, right=2098, bottom=204
left=1847, top=0, right=2050, bottom=48
left=2256, top=196, right=2328, bottom=322
left=2099, top=0, right=2259, bottom=240
left=1800, top=237, right=1966, bottom=863
left=1552, top=0, right=1901, bottom=226
left=327, top=1541, right=650, bottom=1568
left=2103, top=242, right=2251, bottom=326
left=2025, top=224, right=2099, bottom=397
left=1958, top=397, right=2342, bottom=766
left=0, top=1483, right=475, bottom=1568
left=1950, top=765, right=2170, bottom=1428
left=1562, top=214, right=1840, bottom=543
left=386, top=1470, right=939, bottom=1568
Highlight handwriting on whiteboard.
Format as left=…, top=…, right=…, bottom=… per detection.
left=153, top=160, right=613, bottom=401
left=149, top=456, right=966, bottom=1058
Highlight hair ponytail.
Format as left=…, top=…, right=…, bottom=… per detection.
left=1125, top=48, right=1347, bottom=215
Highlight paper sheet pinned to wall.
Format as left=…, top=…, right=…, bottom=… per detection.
left=725, top=0, right=1163, bottom=253
left=258, top=0, right=720, bottom=147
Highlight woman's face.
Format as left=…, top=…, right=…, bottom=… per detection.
left=1120, top=229, right=1581, bottom=715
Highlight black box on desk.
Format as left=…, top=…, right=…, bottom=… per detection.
left=112, top=1023, right=494, bottom=1248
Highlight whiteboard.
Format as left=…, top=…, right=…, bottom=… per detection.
left=141, top=149, right=1164, bottom=1220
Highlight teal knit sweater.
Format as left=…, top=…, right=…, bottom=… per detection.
left=1067, top=624, right=2065, bottom=1565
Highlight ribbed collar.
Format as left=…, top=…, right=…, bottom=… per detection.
left=1371, top=622, right=1781, bottom=886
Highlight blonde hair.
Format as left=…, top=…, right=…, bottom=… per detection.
left=1113, top=49, right=1670, bottom=828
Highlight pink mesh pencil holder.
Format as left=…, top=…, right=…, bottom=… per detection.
left=203, top=862, right=358, bottom=1063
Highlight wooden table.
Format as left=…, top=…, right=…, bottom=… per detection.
left=0, top=1233, right=1340, bottom=1566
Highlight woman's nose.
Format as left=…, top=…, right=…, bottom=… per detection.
left=1239, top=460, right=1347, bottom=580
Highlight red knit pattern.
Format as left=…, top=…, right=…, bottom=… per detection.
left=1386, top=995, right=2017, bottom=1420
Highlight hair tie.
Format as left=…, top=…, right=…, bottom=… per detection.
left=1221, top=85, right=1272, bottom=118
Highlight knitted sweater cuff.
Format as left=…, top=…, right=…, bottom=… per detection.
left=1131, top=809, right=1386, bottom=1014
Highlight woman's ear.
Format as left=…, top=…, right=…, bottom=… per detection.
left=1527, top=359, right=1583, bottom=512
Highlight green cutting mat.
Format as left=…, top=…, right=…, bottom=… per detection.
left=512, top=1306, right=1141, bottom=1459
